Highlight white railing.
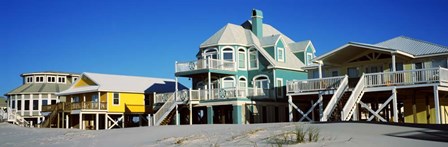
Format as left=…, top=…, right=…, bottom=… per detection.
left=155, top=87, right=274, bottom=102
left=364, top=67, right=446, bottom=88
left=7, top=108, right=30, bottom=127
left=175, top=58, right=236, bottom=73
left=342, top=74, right=366, bottom=121
left=0, top=108, right=6, bottom=122
left=321, top=75, right=348, bottom=121
left=154, top=93, right=176, bottom=126
left=287, top=76, right=346, bottom=93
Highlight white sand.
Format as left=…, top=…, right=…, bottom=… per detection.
left=0, top=122, right=447, bottom=147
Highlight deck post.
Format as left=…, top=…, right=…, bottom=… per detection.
left=391, top=53, right=396, bottom=72
left=29, top=94, right=33, bottom=116
left=207, top=106, right=213, bottom=124
left=57, top=112, right=60, bottom=128
left=65, top=114, right=69, bottom=129
left=189, top=100, right=193, bottom=125
left=318, top=93, right=323, bottom=120
left=79, top=113, right=82, bottom=130
left=208, top=72, right=211, bottom=100
left=434, top=85, right=441, bottom=124
left=21, top=94, right=24, bottom=116
left=288, top=95, right=293, bottom=122
left=318, top=61, right=323, bottom=78
left=392, top=88, right=398, bottom=123
left=311, top=100, right=315, bottom=121
left=175, top=105, right=179, bottom=125
left=95, top=113, right=99, bottom=130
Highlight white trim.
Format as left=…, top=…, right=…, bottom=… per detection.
left=203, top=48, right=219, bottom=59
left=278, top=47, right=285, bottom=62
left=248, top=48, right=259, bottom=70
left=237, top=47, right=247, bottom=70
left=238, top=76, right=247, bottom=89
left=57, top=76, right=66, bottom=84
left=306, top=52, right=313, bottom=65
left=222, top=76, right=235, bottom=88
left=221, top=46, right=235, bottom=62
left=112, top=92, right=120, bottom=106
left=47, top=76, right=56, bottom=83
left=252, top=74, right=270, bottom=86
left=25, top=76, right=33, bottom=83
left=35, top=76, right=44, bottom=83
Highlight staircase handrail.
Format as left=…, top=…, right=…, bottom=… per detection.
left=321, top=75, right=348, bottom=121
left=342, top=74, right=366, bottom=121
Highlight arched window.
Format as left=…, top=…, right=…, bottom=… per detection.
left=222, top=77, right=235, bottom=88
left=238, top=49, right=246, bottom=69
left=204, top=48, right=218, bottom=59
left=253, top=75, right=269, bottom=89
left=222, top=48, right=234, bottom=62
left=248, top=48, right=258, bottom=69
left=238, top=77, right=247, bottom=89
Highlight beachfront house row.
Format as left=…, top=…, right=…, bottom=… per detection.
left=5, top=71, right=80, bottom=127
left=287, top=36, right=448, bottom=124
left=152, top=9, right=315, bottom=125
left=41, top=72, right=185, bottom=130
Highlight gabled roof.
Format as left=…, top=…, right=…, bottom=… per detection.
left=58, top=72, right=186, bottom=95
left=375, top=36, right=448, bottom=56
left=260, top=34, right=281, bottom=47
left=289, top=40, right=311, bottom=53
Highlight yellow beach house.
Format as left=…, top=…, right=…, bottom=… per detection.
left=42, top=72, right=184, bottom=130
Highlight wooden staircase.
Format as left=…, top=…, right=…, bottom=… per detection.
left=41, top=107, right=58, bottom=128
left=159, top=110, right=176, bottom=125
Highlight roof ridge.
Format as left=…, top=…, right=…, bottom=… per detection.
left=84, top=72, right=174, bottom=81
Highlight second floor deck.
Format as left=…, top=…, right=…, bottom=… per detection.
left=175, top=58, right=236, bottom=77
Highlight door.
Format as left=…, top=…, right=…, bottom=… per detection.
left=414, top=62, right=425, bottom=82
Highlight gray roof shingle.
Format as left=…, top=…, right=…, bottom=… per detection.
left=375, top=36, right=448, bottom=56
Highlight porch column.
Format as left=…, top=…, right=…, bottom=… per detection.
left=38, top=94, right=42, bottom=113
left=175, top=104, right=180, bottom=125
left=207, top=106, right=213, bottom=124
left=95, top=113, right=99, bottom=130
left=48, top=94, right=51, bottom=105
left=21, top=94, right=24, bottom=116
left=288, top=95, right=293, bottom=122
left=14, top=95, right=17, bottom=111
left=175, top=77, right=179, bottom=101
left=318, top=93, right=323, bottom=120
left=65, top=114, right=69, bottom=129
left=391, top=53, right=396, bottom=72
left=318, top=61, right=323, bottom=78
left=232, top=105, right=243, bottom=124
left=392, top=88, right=398, bottom=122
left=29, top=94, right=33, bottom=116
left=434, top=85, right=441, bottom=124
left=208, top=72, right=211, bottom=100
left=79, top=113, right=83, bottom=130
left=98, top=92, right=101, bottom=110
left=189, top=100, right=193, bottom=125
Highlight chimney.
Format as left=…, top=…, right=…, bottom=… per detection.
left=251, top=9, right=263, bottom=38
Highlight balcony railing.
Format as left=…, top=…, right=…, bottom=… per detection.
left=287, top=76, right=346, bottom=93
left=154, top=87, right=275, bottom=103
left=70, top=102, right=107, bottom=110
left=364, top=67, right=448, bottom=88
left=175, top=58, right=236, bottom=73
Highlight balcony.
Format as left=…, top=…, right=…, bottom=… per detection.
left=41, top=101, right=107, bottom=112
left=175, top=59, right=236, bottom=77
left=154, top=87, right=275, bottom=103
left=287, top=76, right=346, bottom=94
left=364, top=67, right=448, bottom=88
left=286, top=67, right=448, bottom=94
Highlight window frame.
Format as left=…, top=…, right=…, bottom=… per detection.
left=222, top=76, right=235, bottom=88
left=306, top=53, right=314, bottom=65
left=58, top=76, right=66, bottom=83
left=26, top=76, right=33, bottom=83
left=47, top=76, right=56, bottom=83
left=113, top=92, right=120, bottom=105
left=238, top=48, right=247, bottom=70
left=248, top=48, right=259, bottom=70
left=222, top=48, right=234, bottom=62
left=277, top=47, right=285, bottom=62
left=35, top=76, right=44, bottom=83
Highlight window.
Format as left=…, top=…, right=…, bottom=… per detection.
left=276, top=78, right=283, bottom=97
left=389, top=62, right=404, bottom=71
left=35, top=76, right=44, bottom=83
left=278, top=47, right=284, bottom=62
left=47, top=76, right=56, bottom=83
left=58, top=77, right=66, bottom=83
left=113, top=92, right=120, bottom=105
left=311, top=69, right=319, bottom=79
left=432, top=58, right=447, bottom=68
left=347, top=67, right=359, bottom=78
left=33, top=100, right=38, bottom=110
left=72, top=97, right=79, bottom=103
left=414, top=62, right=424, bottom=69
left=17, top=100, right=21, bottom=110
left=307, top=53, right=314, bottom=65
left=26, top=76, right=33, bottom=83
left=239, top=77, right=247, bottom=89
left=254, top=76, right=269, bottom=89
left=204, top=48, right=218, bottom=59
left=72, top=77, right=78, bottom=83
left=222, top=77, right=235, bottom=88
left=331, top=71, right=339, bottom=77
left=238, top=49, right=246, bottom=69
left=42, top=100, right=48, bottom=106
left=24, top=100, right=29, bottom=110
left=92, top=95, right=98, bottom=102
left=249, top=49, right=259, bottom=69
left=222, top=48, right=233, bottom=61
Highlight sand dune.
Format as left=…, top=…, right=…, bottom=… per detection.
left=0, top=122, right=447, bottom=147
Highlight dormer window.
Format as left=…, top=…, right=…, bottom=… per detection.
left=278, top=47, right=284, bottom=62
left=35, top=76, right=44, bottom=83
left=47, top=76, right=56, bottom=83
left=306, top=53, right=314, bottom=65
left=58, top=77, right=66, bottom=83
left=26, top=76, right=33, bottom=83
left=73, top=77, right=78, bottom=83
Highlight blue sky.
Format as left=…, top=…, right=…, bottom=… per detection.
left=1, top=0, right=447, bottom=95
